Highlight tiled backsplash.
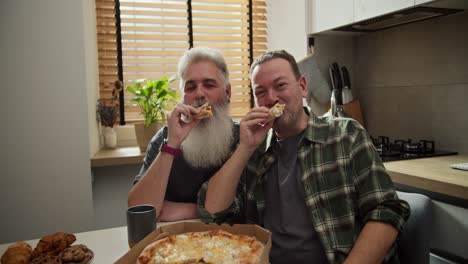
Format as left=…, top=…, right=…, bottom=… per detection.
left=304, top=11, right=468, bottom=154
left=355, top=11, right=468, bottom=154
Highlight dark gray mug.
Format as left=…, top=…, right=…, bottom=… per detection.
left=127, top=204, right=157, bottom=248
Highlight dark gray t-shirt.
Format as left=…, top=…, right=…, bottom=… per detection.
left=263, top=132, right=327, bottom=264
left=133, top=122, right=240, bottom=203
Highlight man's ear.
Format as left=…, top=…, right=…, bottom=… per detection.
left=299, top=75, right=307, bottom=97
left=226, top=83, right=232, bottom=99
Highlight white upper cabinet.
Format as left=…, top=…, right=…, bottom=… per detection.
left=308, top=0, right=354, bottom=33
left=415, top=0, right=434, bottom=4
left=307, top=0, right=444, bottom=34
left=354, top=0, right=415, bottom=22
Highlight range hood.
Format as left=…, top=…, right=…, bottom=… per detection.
left=333, top=0, right=467, bottom=33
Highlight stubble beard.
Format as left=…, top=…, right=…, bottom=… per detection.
left=273, top=95, right=306, bottom=136
left=181, top=100, right=234, bottom=168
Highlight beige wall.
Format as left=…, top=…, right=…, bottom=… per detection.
left=0, top=0, right=95, bottom=243
left=355, top=11, right=468, bottom=154
left=267, top=0, right=308, bottom=60
left=84, top=0, right=101, bottom=156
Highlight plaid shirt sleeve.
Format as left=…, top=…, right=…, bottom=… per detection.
left=197, top=175, right=245, bottom=224
left=350, top=129, right=410, bottom=231
left=133, top=127, right=167, bottom=185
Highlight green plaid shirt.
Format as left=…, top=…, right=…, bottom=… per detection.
left=198, top=108, right=410, bottom=263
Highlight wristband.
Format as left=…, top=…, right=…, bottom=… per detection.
left=160, top=140, right=182, bottom=157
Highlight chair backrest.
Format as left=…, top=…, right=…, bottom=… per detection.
left=396, top=191, right=432, bottom=264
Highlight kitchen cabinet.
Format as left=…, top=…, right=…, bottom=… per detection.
left=415, top=0, right=434, bottom=4
left=354, top=0, right=414, bottom=22
left=307, top=0, right=438, bottom=34
left=308, top=0, right=354, bottom=33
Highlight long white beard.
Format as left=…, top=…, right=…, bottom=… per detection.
left=181, top=103, right=234, bottom=168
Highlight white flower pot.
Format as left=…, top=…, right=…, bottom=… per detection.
left=103, top=127, right=117, bottom=149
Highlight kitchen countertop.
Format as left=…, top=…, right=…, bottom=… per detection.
left=384, top=155, right=468, bottom=201
left=90, top=148, right=468, bottom=202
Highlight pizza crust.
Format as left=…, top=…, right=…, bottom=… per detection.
left=137, top=230, right=264, bottom=264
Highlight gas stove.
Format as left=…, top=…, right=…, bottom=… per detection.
left=371, top=136, right=458, bottom=162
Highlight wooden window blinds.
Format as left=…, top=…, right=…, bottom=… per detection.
left=95, top=0, right=267, bottom=123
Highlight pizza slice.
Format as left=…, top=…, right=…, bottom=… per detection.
left=193, top=102, right=213, bottom=120
left=269, top=103, right=285, bottom=119
left=258, top=103, right=285, bottom=127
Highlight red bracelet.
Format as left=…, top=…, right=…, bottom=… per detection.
left=160, top=142, right=182, bottom=157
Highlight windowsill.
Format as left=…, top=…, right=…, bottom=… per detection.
left=91, top=146, right=145, bottom=168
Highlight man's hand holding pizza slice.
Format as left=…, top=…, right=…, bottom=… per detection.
left=166, top=101, right=214, bottom=148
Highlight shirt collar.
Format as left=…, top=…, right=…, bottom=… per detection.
left=262, top=106, right=328, bottom=153
left=302, top=106, right=329, bottom=144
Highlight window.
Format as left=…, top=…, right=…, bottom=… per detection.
left=95, top=0, right=267, bottom=123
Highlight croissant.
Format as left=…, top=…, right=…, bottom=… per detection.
left=32, top=232, right=76, bottom=258
left=1, top=241, right=33, bottom=264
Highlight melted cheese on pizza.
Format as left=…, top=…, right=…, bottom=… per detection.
left=138, top=230, right=264, bottom=264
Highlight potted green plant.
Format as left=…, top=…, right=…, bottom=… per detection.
left=126, top=76, right=179, bottom=152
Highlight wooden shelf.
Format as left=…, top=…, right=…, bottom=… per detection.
left=91, top=147, right=145, bottom=168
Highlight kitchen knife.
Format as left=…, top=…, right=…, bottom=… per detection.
left=341, top=66, right=351, bottom=90
left=329, top=67, right=336, bottom=90
left=341, top=66, right=353, bottom=104
left=328, top=67, right=339, bottom=115
left=332, top=63, right=343, bottom=90
left=331, top=63, right=343, bottom=105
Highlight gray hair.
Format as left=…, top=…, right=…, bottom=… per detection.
left=177, top=47, right=230, bottom=90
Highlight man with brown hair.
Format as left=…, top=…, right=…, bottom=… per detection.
left=199, top=50, right=410, bottom=263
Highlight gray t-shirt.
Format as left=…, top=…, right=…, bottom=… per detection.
left=263, top=132, right=327, bottom=264
left=133, top=122, right=240, bottom=203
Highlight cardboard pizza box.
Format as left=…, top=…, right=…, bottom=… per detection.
left=115, top=221, right=272, bottom=264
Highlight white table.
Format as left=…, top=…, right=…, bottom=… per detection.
left=0, top=226, right=128, bottom=263
left=0, top=221, right=185, bottom=263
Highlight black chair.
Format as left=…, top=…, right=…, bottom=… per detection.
left=396, top=191, right=432, bottom=264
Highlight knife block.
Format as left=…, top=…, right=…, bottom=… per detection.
left=342, top=98, right=365, bottom=127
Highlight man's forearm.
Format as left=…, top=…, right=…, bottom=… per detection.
left=128, top=152, right=175, bottom=217
left=205, top=144, right=254, bottom=214
left=158, top=201, right=198, bottom=222
left=344, top=221, right=399, bottom=264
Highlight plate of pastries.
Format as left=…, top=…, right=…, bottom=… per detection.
left=1, top=232, right=93, bottom=264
